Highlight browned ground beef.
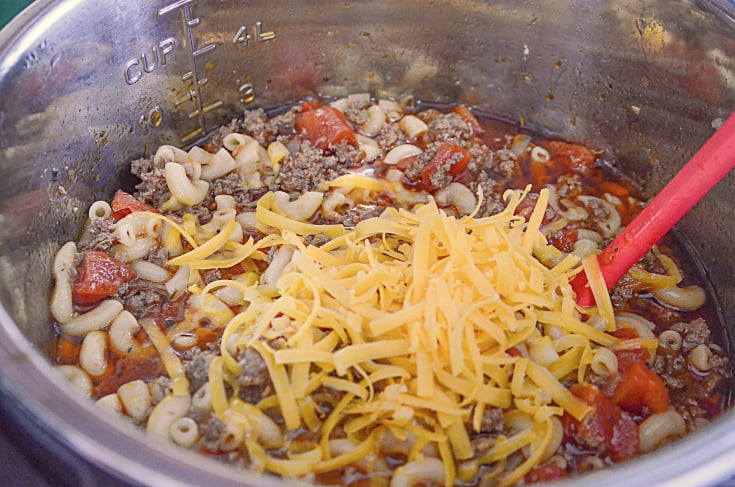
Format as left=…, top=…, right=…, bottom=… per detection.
left=78, top=217, right=116, bottom=251
left=276, top=141, right=346, bottom=192
left=182, top=348, right=217, bottom=393
left=672, top=318, right=710, bottom=350
left=131, top=156, right=169, bottom=207
left=53, top=98, right=733, bottom=484
left=235, top=347, right=273, bottom=404
left=426, top=113, right=474, bottom=143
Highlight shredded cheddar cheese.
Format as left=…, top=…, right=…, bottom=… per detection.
left=182, top=185, right=622, bottom=485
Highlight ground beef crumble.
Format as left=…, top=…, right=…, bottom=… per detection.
left=426, top=113, right=474, bottom=143
left=235, top=347, right=273, bottom=404
left=671, top=318, right=710, bottom=350
left=241, top=108, right=269, bottom=146
left=182, top=347, right=217, bottom=393
left=78, top=217, right=116, bottom=251
left=131, top=156, right=169, bottom=207
left=276, top=141, right=346, bottom=192
left=56, top=98, right=734, bottom=484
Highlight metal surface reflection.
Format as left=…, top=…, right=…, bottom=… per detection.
left=1, top=1, right=735, bottom=486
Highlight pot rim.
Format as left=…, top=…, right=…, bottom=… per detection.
left=2, top=1, right=735, bottom=486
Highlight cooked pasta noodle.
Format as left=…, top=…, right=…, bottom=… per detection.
left=165, top=264, right=190, bottom=297
left=272, top=191, right=324, bottom=221
left=434, top=182, right=477, bottom=215
left=89, top=200, right=112, bottom=220
left=391, top=457, right=445, bottom=487
left=200, top=148, right=237, bottom=181
left=531, top=146, right=550, bottom=163
left=60, top=299, right=123, bottom=336
left=169, top=417, right=199, bottom=448
left=653, top=285, right=706, bottom=311
left=399, top=114, right=428, bottom=138
left=223, top=133, right=255, bottom=152
left=164, top=162, right=209, bottom=206
left=108, top=310, right=141, bottom=354
left=154, top=144, right=188, bottom=165
left=360, top=105, right=386, bottom=137
left=639, top=410, right=686, bottom=452
left=49, top=97, right=729, bottom=487
left=118, top=380, right=152, bottom=422
left=383, top=144, right=422, bottom=164
left=659, top=330, right=682, bottom=351
left=147, top=394, right=191, bottom=438
left=79, top=330, right=107, bottom=376
left=590, top=347, right=619, bottom=375
left=55, top=365, right=92, bottom=396
left=112, top=237, right=154, bottom=263
left=131, top=260, right=169, bottom=282
left=688, top=344, right=714, bottom=372
left=50, top=241, right=77, bottom=323
left=96, top=393, right=123, bottom=415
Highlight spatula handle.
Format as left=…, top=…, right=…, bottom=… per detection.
left=574, top=113, right=735, bottom=307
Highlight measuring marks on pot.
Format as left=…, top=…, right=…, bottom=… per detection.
left=158, top=0, right=220, bottom=143
left=122, top=0, right=278, bottom=143
left=232, top=22, right=277, bottom=106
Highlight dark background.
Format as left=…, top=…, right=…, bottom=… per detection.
left=0, top=0, right=32, bottom=27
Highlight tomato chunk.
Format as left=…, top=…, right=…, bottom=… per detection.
left=612, top=351, right=669, bottom=416
left=610, top=326, right=641, bottom=340
left=569, top=383, right=640, bottom=463
left=295, top=105, right=357, bottom=148
left=525, top=462, right=567, bottom=484
left=111, top=190, right=159, bottom=221
left=72, top=250, right=137, bottom=306
left=547, top=140, right=596, bottom=173
left=420, top=141, right=472, bottom=187
left=548, top=228, right=578, bottom=253
left=450, top=105, right=483, bottom=132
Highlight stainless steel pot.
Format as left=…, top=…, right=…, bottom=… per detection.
left=2, top=0, right=735, bottom=485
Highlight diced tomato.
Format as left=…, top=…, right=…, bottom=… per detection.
left=111, top=190, right=159, bottom=221
left=72, top=250, right=137, bottom=306
left=506, top=346, right=523, bottom=357
left=547, top=141, right=596, bottom=173
left=569, top=383, right=640, bottom=463
left=610, top=326, right=641, bottom=340
left=548, top=228, right=578, bottom=253
left=525, top=462, right=567, bottom=484
left=420, top=141, right=473, bottom=187
left=608, top=410, right=640, bottom=462
left=513, top=193, right=559, bottom=225
left=299, top=100, right=322, bottom=112
left=295, top=105, right=357, bottom=148
left=450, top=105, right=483, bottom=132
left=396, top=154, right=419, bottom=172
left=612, top=352, right=669, bottom=416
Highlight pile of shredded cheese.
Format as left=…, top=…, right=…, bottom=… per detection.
left=158, top=184, right=629, bottom=485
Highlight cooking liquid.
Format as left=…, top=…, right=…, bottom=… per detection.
left=51, top=101, right=731, bottom=473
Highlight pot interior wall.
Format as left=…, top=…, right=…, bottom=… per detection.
left=2, top=0, right=735, bottom=484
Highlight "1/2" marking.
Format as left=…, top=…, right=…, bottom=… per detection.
left=233, top=21, right=277, bottom=46
left=124, top=37, right=176, bottom=85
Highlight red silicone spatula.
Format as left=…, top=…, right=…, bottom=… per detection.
left=573, top=113, right=735, bottom=307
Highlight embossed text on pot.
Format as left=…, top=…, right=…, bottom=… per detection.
left=1, top=1, right=735, bottom=485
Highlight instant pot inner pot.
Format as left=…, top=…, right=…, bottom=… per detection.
left=3, top=1, right=735, bottom=486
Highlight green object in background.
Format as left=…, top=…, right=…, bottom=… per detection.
left=1, top=0, right=34, bottom=29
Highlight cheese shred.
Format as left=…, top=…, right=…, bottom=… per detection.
left=200, top=187, right=621, bottom=485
